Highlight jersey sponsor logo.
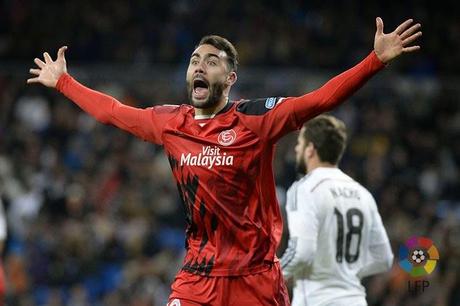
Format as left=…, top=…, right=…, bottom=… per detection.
left=168, top=299, right=181, bottom=306
left=180, top=146, right=234, bottom=169
left=265, top=97, right=277, bottom=109
left=218, top=129, right=236, bottom=146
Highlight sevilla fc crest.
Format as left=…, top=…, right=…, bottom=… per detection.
left=218, top=129, right=236, bottom=146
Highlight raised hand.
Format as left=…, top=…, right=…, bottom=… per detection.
left=27, top=46, right=68, bottom=88
left=374, top=18, right=422, bottom=64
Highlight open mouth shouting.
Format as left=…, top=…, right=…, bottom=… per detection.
left=192, top=76, right=210, bottom=101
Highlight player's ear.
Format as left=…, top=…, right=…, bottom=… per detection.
left=305, top=142, right=315, bottom=159
left=226, top=71, right=237, bottom=86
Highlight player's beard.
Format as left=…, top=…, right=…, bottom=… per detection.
left=296, top=155, right=307, bottom=176
left=296, top=160, right=307, bottom=176
left=188, top=80, right=225, bottom=109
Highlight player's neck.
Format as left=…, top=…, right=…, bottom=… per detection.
left=194, top=97, right=229, bottom=118
left=307, top=161, right=337, bottom=174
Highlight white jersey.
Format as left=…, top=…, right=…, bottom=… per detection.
left=281, top=168, right=393, bottom=306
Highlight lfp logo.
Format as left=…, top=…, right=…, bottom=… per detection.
left=399, top=236, right=439, bottom=277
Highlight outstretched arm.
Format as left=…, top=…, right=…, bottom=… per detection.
left=293, top=17, right=423, bottom=117
left=27, top=47, right=171, bottom=144
left=239, top=18, right=422, bottom=142
left=292, top=18, right=422, bottom=120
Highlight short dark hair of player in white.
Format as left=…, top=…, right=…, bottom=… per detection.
left=280, top=115, right=394, bottom=306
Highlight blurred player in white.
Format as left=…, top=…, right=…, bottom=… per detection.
left=280, top=115, right=394, bottom=306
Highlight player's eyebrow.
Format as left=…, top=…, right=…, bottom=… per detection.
left=190, top=53, right=221, bottom=60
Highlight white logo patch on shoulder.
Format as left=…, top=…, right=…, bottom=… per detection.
left=265, top=97, right=277, bottom=109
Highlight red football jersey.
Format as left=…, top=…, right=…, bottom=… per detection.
left=159, top=98, right=301, bottom=276
left=56, top=51, right=384, bottom=276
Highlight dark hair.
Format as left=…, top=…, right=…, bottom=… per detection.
left=301, top=115, right=347, bottom=165
left=197, top=35, right=239, bottom=72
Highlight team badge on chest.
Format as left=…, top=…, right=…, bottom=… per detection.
left=218, top=129, right=236, bottom=146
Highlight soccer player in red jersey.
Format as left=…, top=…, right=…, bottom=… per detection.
left=28, top=18, right=421, bottom=305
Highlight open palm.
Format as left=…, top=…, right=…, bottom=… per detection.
left=27, top=46, right=68, bottom=88
left=374, top=17, right=422, bottom=64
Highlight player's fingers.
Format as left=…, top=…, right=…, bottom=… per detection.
left=57, top=46, right=68, bottom=60
left=26, top=77, right=40, bottom=84
left=394, top=19, right=413, bottom=35
left=44, top=52, right=53, bottom=64
left=34, top=58, right=46, bottom=68
left=402, top=45, right=420, bottom=53
left=402, top=32, right=422, bottom=46
left=400, top=23, right=421, bottom=40
left=375, top=17, right=384, bottom=35
left=29, top=68, right=41, bottom=75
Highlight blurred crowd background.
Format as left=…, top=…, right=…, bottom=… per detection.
left=0, top=0, right=459, bottom=305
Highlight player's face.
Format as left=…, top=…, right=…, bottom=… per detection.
left=186, top=44, right=231, bottom=109
left=295, top=128, right=308, bottom=174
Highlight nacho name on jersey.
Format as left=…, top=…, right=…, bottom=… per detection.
left=180, top=146, right=234, bottom=169
left=330, top=186, right=360, bottom=200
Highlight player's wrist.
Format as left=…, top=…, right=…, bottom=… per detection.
left=55, top=73, right=71, bottom=91
left=371, top=50, right=388, bottom=68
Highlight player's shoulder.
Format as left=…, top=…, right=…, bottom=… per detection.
left=337, top=171, right=374, bottom=200
left=287, top=173, right=324, bottom=212
left=235, top=97, right=286, bottom=116
left=287, top=178, right=305, bottom=197
left=288, top=173, right=318, bottom=205
left=295, top=172, right=316, bottom=192
left=298, top=168, right=367, bottom=203
left=296, top=168, right=342, bottom=194
left=151, top=103, right=184, bottom=113
left=325, top=169, right=374, bottom=198
left=151, top=104, right=193, bottom=121
left=286, top=180, right=300, bottom=211
left=332, top=170, right=377, bottom=207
